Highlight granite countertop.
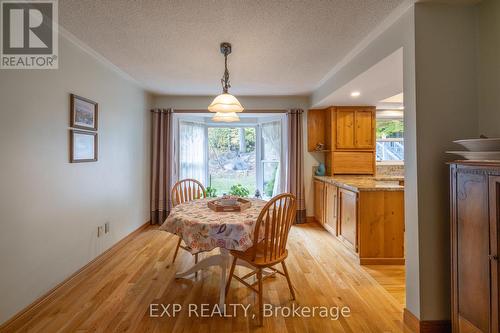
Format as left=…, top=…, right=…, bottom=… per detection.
left=314, top=175, right=404, bottom=192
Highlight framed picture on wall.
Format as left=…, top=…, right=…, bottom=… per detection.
left=70, top=130, right=98, bottom=163
left=70, top=94, right=98, bottom=131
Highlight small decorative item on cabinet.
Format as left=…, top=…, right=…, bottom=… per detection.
left=315, top=143, right=325, bottom=151
left=315, top=163, right=326, bottom=176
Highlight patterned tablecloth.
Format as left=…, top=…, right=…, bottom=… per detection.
left=159, top=198, right=267, bottom=254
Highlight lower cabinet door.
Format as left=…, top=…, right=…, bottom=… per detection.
left=489, top=176, right=500, bottom=333
left=453, top=170, right=490, bottom=333
left=314, top=180, right=325, bottom=224
left=339, top=188, right=358, bottom=251
left=324, top=183, right=338, bottom=235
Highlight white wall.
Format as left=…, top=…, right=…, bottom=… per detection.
left=312, top=2, right=479, bottom=321
left=152, top=95, right=319, bottom=217
left=312, top=7, right=422, bottom=318
left=413, top=3, right=479, bottom=319
left=477, top=0, right=500, bottom=137
left=0, top=35, right=151, bottom=323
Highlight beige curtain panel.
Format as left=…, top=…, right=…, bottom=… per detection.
left=150, top=108, right=173, bottom=225
left=287, top=109, right=306, bottom=224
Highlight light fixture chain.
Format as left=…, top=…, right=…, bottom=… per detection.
left=221, top=49, right=231, bottom=93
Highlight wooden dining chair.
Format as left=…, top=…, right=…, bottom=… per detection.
left=225, top=193, right=297, bottom=326
left=170, top=179, right=206, bottom=265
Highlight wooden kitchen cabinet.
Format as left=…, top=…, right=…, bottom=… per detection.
left=314, top=180, right=325, bottom=225
left=313, top=178, right=405, bottom=265
left=336, top=110, right=355, bottom=149
left=324, top=183, right=338, bottom=235
left=450, top=162, right=500, bottom=333
left=308, top=109, right=329, bottom=152
left=307, top=106, right=376, bottom=175
left=354, top=110, right=375, bottom=148
left=338, top=188, right=358, bottom=251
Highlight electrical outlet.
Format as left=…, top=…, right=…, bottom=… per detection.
left=105, top=222, right=110, bottom=234
left=97, top=226, right=103, bottom=237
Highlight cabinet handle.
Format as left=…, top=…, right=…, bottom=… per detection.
left=489, top=254, right=498, bottom=261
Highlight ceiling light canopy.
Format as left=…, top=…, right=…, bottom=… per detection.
left=209, top=42, right=243, bottom=121
left=350, top=91, right=361, bottom=97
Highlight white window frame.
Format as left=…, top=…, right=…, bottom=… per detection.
left=375, top=117, right=404, bottom=163
left=257, top=115, right=287, bottom=198
left=172, top=113, right=287, bottom=197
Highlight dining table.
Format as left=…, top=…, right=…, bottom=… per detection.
left=159, top=197, right=268, bottom=309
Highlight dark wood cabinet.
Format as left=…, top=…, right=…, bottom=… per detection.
left=450, top=162, right=500, bottom=333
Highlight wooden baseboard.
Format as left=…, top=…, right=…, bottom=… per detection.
left=359, top=257, right=405, bottom=265
left=0, top=221, right=151, bottom=330
left=305, top=216, right=317, bottom=223
left=403, top=308, right=451, bottom=333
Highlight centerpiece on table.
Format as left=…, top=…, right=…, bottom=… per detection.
left=207, top=194, right=252, bottom=212
left=207, top=179, right=254, bottom=213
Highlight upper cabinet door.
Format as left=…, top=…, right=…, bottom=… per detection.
left=307, top=109, right=326, bottom=151
left=355, top=110, right=374, bottom=149
left=336, top=110, right=356, bottom=149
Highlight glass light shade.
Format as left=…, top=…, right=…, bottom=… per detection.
left=208, top=93, right=244, bottom=113
left=212, top=112, right=240, bottom=122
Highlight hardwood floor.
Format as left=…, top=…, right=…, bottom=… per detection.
left=2, top=223, right=409, bottom=332
left=362, top=265, right=406, bottom=307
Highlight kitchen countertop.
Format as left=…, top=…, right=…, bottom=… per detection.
left=314, top=175, right=404, bottom=192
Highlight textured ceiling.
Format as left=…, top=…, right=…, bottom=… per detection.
left=59, top=0, right=404, bottom=95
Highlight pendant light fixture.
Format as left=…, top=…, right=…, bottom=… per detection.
left=208, top=42, right=243, bottom=122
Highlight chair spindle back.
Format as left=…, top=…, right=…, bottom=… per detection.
left=251, top=193, right=297, bottom=262
left=171, top=179, right=206, bottom=207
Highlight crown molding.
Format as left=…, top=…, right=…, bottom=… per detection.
left=58, top=25, right=146, bottom=90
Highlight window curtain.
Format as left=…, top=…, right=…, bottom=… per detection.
left=150, top=108, right=173, bottom=225
left=179, top=121, right=207, bottom=185
left=286, top=109, right=306, bottom=224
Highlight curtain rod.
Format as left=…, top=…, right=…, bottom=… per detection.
left=172, top=109, right=288, bottom=114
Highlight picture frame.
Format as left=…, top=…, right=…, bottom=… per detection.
left=70, top=130, right=98, bottom=163
left=70, top=94, right=98, bottom=131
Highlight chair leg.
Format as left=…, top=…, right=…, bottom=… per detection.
left=257, top=268, right=263, bottom=326
left=225, top=257, right=237, bottom=296
left=281, top=261, right=295, bottom=300
left=171, top=237, right=182, bottom=264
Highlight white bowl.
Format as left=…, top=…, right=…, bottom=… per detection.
left=446, top=151, right=500, bottom=161
left=453, top=138, right=500, bottom=152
